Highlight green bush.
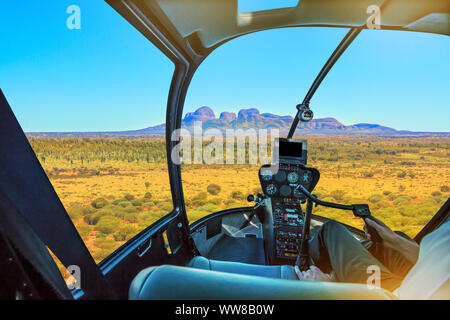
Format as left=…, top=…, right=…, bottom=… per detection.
left=95, top=216, right=120, bottom=234
left=91, top=198, right=108, bottom=209
left=94, top=238, right=117, bottom=250
left=123, top=205, right=137, bottom=213
left=96, top=233, right=107, bottom=238
left=76, top=224, right=91, bottom=238
left=368, top=194, right=383, bottom=203
left=93, top=249, right=112, bottom=262
left=124, top=193, right=135, bottom=201
left=224, top=199, right=237, bottom=206
left=156, top=201, right=173, bottom=212
left=330, top=190, right=346, bottom=201
left=113, top=225, right=139, bottom=241
left=208, top=197, right=222, bottom=205
left=124, top=212, right=138, bottom=223
left=67, top=206, right=83, bottom=220
left=144, top=192, right=152, bottom=200
left=207, top=184, right=221, bottom=195
left=192, top=199, right=206, bottom=207
left=231, top=190, right=245, bottom=200
left=131, top=199, right=143, bottom=207
left=199, top=203, right=221, bottom=213
left=397, top=171, right=406, bottom=178
left=192, top=192, right=207, bottom=201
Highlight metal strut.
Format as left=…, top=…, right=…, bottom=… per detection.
left=287, top=27, right=363, bottom=139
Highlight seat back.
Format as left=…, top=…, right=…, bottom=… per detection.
left=130, top=265, right=396, bottom=300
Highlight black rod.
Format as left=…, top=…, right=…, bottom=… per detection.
left=295, top=184, right=354, bottom=211
left=287, top=27, right=363, bottom=139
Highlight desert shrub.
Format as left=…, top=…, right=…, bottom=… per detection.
left=131, top=199, right=143, bottom=207
left=199, top=203, right=221, bottom=213
left=124, top=193, right=135, bottom=201
left=397, top=204, right=416, bottom=217
left=93, top=249, right=112, bottom=262
left=123, top=205, right=137, bottom=213
left=231, top=190, right=245, bottom=200
left=67, top=206, right=83, bottom=220
left=95, top=216, right=120, bottom=234
left=431, top=191, right=442, bottom=197
left=117, top=200, right=132, bottom=208
left=192, top=192, right=207, bottom=201
left=96, top=233, right=107, bottom=238
left=94, top=238, right=117, bottom=251
left=192, top=199, right=207, bottom=207
left=398, top=185, right=406, bottom=192
left=124, top=212, right=138, bottom=223
left=383, top=190, right=392, bottom=196
left=224, top=199, right=237, bottom=206
left=97, top=208, right=115, bottom=217
left=363, top=172, right=373, bottom=178
left=393, top=195, right=411, bottom=206
left=76, top=224, right=91, bottom=238
left=112, top=198, right=125, bottom=205
left=368, top=194, right=383, bottom=203
left=207, top=184, right=221, bottom=195
left=142, top=201, right=155, bottom=207
left=113, top=207, right=127, bottom=219
left=112, top=233, right=122, bottom=241
left=441, top=185, right=450, bottom=193
left=145, top=182, right=150, bottom=189
left=114, top=225, right=139, bottom=241
left=144, top=192, right=152, bottom=200
left=208, top=197, right=222, bottom=205
left=188, top=210, right=210, bottom=221
left=330, top=190, right=346, bottom=201
left=84, top=211, right=106, bottom=225
left=91, top=197, right=108, bottom=209
left=397, top=171, right=406, bottom=178
left=156, top=201, right=173, bottom=211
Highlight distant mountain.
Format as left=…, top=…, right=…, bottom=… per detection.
left=120, top=106, right=417, bottom=135
left=27, top=106, right=449, bottom=136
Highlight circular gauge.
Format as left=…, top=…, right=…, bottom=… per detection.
left=280, top=185, right=292, bottom=197
left=301, top=171, right=312, bottom=184
left=274, top=170, right=287, bottom=183
left=265, top=184, right=277, bottom=196
left=261, top=168, right=273, bottom=181
left=287, top=171, right=299, bottom=184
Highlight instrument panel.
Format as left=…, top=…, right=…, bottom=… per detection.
left=259, top=164, right=320, bottom=200
left=259, top=163, right=320, bottom=261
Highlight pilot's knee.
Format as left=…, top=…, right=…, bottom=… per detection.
left=321, top=219, right=345, bottom=233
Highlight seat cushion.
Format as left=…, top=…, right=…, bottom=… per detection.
left=187, top=256, right=298, bottom=280
left=129, top=264, right=396, bottom=300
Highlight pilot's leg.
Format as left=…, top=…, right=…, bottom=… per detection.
left=365, top=240, right=414, bottom=279
left=309, top=220, right=403, bottom=291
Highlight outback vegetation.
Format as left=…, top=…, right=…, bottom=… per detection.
left=28, top=134, right=449, bottom=265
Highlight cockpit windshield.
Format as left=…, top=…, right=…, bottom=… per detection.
left=180, top=27, right=450, bottom=237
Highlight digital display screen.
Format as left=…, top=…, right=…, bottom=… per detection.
left=279, top=139, right=303, bottom=158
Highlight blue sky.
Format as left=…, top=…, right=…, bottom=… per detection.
left=1, top=1, right=449, bottom=132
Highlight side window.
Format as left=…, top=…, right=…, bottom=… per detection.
left=1, top=3, right=174, bottom=263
